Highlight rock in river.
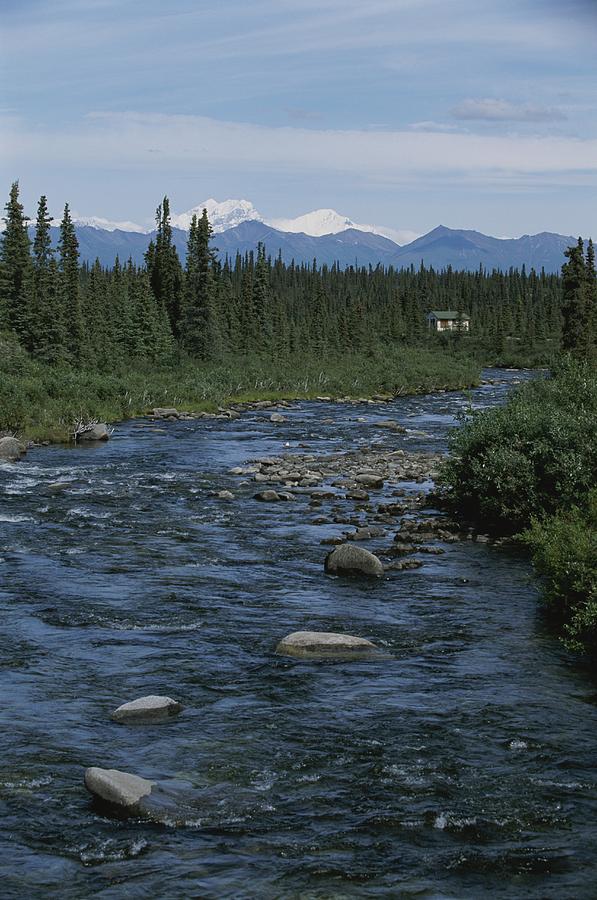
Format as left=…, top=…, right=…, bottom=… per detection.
left=254, top=489, right=295, bottom=502
left=354, top=473, right=384, bottom=488
left=276, top=630, right=380, bottom=659
left=270, top=412, right=287, bottom=423
left=78, top=423, right=110, bottom=442
left=324, top=543, right=384, bottom=577
left=0, top=436, right=26, bottom=461
left=152, top=407, right=179, bottom=419
left=85, top=767, right=154, bottom=809
left=111, top=695, right=183, bottom=724
left=84, top=767, right=195, bottom=824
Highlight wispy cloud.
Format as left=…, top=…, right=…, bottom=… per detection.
left=3, top=111, right=596, bottom=188
left=409, top=121, right=461, bottom=133
left=451, top=98, right=567, bottom=122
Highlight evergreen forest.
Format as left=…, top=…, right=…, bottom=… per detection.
left=0, top=182, right=594, bottom=442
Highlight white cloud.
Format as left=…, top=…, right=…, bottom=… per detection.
left=3, top=111, right=597, bottom=190
left=451, top=98, right=567, bottom=122
left=409, top=121, right=461, bottom=132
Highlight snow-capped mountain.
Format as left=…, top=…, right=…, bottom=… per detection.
left=70, top=215, right=150, bottom=234
left=269, top=208, right=418, bottom=245
left=171, top=199, right=264, bottom=233
left=270, top=208, right=362, bottom=237
left=169, top=199, right=417, bottom=244
left=14, top=198, right=414, bottom=243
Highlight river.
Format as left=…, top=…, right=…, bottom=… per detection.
left=0, top=369, right=596, bottom=899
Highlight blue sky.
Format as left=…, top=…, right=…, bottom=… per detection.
left=2, top=0, right=597, bottom=237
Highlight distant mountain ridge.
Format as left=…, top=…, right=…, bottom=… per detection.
left=51, top=220, right=578, bottom=274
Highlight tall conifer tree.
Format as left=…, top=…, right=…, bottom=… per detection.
left=0, top=181, right=33, bottom=339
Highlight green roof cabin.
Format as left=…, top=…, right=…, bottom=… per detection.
left=426, top=310, right=470, bottom=332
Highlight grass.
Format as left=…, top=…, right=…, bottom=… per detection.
left=0, top=338, right=480, bottom=443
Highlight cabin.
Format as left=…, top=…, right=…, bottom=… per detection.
left=426, top=310, right=470, bottom=332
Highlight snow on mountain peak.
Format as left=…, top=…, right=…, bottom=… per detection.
left=270, top=208, right=357, bottom=237
left=268, top=207, right=418, bottom=244
left=5, top=196, right=416, bottom=246
left=171, top=198, right=264, bottom=232
left=71, top=215, right=150, bottom=233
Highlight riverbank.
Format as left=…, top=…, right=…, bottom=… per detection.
left=440, top=358, right=597, bottom=655
left=0, top=339, right=480, bottom=443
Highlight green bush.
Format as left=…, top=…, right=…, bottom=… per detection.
left=441, top=358, right=597, bottom=534
left=440, top=357, right=597, bottom=654
left=523, top=493, right=597, bottom=653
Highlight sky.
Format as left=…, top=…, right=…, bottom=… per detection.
left=1, top=0, right=597, bottom=238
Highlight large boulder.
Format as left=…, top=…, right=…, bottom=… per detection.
left=276, top=630, right=380, bottom=660
left=110, top=695, right=183, bottom=725
left=78, top=423, right=110, bottom=442
left=324, top=543, right=384, bottom=578
left=0, top=436, right=26, bottom=461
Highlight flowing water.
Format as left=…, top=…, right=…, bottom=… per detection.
left=0, top=370, right=596, bottom=899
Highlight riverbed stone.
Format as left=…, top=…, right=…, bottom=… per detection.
left=276, top=630, right=380, bottom=659
left=270, top=413, right=286, bottom=423
left=377, top=420, right=407, bottom=432
left=84, top=767, right=196, bottom=824
left=346, top=526, right=385, bottom=541
left=78, top=423, right=110, bottom=442
left=85, top=767, right=154, bottom=809
left=254, top=489, right=282, bottom=502
left=0, top=436, right=26, bottom=461
left=216, top=490, right=234, bottom=500
left=152, top=407, right=179, bottom=419
left=354, top=473, right=384, bottom=488
left=324, top=543, right=384, bottom=577
left=110, top=695, right=183, bottom=724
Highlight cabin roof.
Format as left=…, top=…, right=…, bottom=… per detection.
left=427, top=309, right=470, bottom=319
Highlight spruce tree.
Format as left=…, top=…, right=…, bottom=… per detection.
left=252, top=243, right=273, bottom=353
left=57, top=203, right=84, bottom=362
left=182, top=210, right=220, bottom=358
left=31, top=195, right=68, bottom=363
left=0, top=181, right=33, bottom=339
left=146, top=197, right=183, bottom=337
left=561, top=238, right=591, bottom=357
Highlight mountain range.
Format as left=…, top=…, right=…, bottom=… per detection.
left=17, top=198, right=580, bottom=273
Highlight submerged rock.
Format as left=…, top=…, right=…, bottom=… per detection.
left=377, top=420, right=407, bottom=432
left=254, top=489, right=295, bottom=502
left=254, top=489, right=281, bottom=502
left=324, top=543, right=384, bottom=577
left=276, top=630, right=381, bottom=659
left=0, top=436, right=26, bottom=461
left=216, top=490, right=234, bottom=500
left=110, top=695, right=183, bottom=724
left=346, top=526, right=385, bottom=541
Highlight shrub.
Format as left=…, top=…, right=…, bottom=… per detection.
left=523, top=493, right=597, bottom=653
left=440, top=358, right=597, bottom=534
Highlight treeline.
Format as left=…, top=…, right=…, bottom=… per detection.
left=0, top=183, right=570, bottom=369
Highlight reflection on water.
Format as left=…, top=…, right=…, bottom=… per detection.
left=0, top=370, right=596, bottom=899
